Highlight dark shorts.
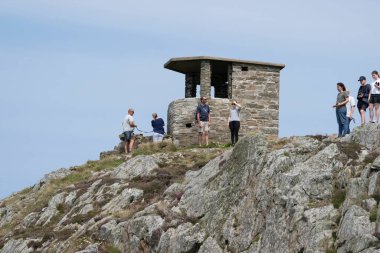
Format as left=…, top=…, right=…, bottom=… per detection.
left=358, top=100, right=369, bottom=112
left=124, top=131, right=134, bottom=142
left=370, top=94, right=380, bottom=104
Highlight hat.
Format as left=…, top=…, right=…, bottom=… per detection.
left=358, top=76, right=366, bottom=81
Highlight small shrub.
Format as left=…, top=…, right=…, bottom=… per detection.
left=253, top=234, right=261, bottom=242
left=56, top=203, right=65, bottom=214
left=370, top=206, right=378, bottom=222
left=325, top=248, right=337, bottom=253
left=102, top=244, right=121, bottom=253
left=363, top=151, right=380, bottom=165
left=70, top=210, right=98, bottom=224
left=332, top=190, right=346, bottom=209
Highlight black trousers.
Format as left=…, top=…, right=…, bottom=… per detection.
left=229, top=121, right=240, bottom=145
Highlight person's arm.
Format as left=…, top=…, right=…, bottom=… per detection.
left=130, top=119, right=137, bottom=128
left=350, top=105, right=355, bottom=118
left=197, top=111, right=201, bottom=126
left=208, top=108, right=211, bottom=125
left=235, top=102, right=242, bottom=109
left=368, top=90, right=372, bottom=102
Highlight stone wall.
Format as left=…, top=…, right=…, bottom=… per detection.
left=167, top=98, right=230, bottom=146
left=231, top=63, right=280, bottom=140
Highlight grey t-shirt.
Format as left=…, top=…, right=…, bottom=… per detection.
left=336, top=91, right=348, bottom=104
left=229, top=106, right=241, bottom=121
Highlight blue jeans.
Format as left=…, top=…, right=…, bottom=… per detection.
left=336, top=107, right=349, bottom=137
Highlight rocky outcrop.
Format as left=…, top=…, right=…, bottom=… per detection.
left=2, top=125, right=380, bottom=252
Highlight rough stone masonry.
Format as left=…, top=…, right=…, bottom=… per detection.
left=164, top=56, right=285, bottom=146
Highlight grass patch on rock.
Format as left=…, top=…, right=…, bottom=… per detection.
left=332, top=189, right=346, bottom=209
left=133, top=142, right=177, bottom=157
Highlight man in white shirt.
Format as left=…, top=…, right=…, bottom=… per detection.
left=346, top=90, right=356, bottom=134
left=368, top=70, right=380, bottom=123
left=122, top=108, right=137, bottom=154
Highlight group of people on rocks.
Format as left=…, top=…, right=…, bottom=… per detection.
left=122, top=98, right=242, bottom=154
left=334, top=70, right=380, bottom=137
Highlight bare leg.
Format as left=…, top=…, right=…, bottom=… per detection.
left=376, top=104, right=380, bottom=122
left=128, top=139, right=135, bottom=153
left=124, top=142, right=129, bottom=154
left=198, top=133, right=202, bottom=146
left=205, top=132, right=209, bottom=146
left=360, top=109, right=366, bottom=125
left=369, top=103, right=374, bottom=122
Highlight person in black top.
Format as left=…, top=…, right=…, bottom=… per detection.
left=151, top=113, right=165, bottom=143
left=196, top=97, right=211, bottom=146
left=357, top=76, right=371, bottom=125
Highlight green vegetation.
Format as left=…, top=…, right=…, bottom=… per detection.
left=364, top=151, right=380, bottom=165
left=370, top=206, right=378, bottom=222
left=133, top=141, right=177, bottom=157
left=332, top=189, right=346, bottom=209
left=102, top=244, right=122, bottom=253
left=325, top=248, right=337, bottom=253
left=253, top=234, right=261, bottom=243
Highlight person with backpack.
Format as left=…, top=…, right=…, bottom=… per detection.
left=228, top=100, right=242, bottom=146
left=357, top=76, right=371, bottom=125
left=369, top=70, right=380, bottom=123
left=151, top=113, right=165, bottom=143
left=122, top=108, right=137, bottom=154
left=332, top=83, right=349, bottom=137
left=196, top=97, right=211, bottom=146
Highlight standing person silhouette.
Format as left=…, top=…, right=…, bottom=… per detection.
left=332, top=83, right=349, bottom=137
left=196, top=97, right=211, bottom=146
left=122, top=108, right=137, bottom=154
left=369, top=71, right=380, bottom=123
left=228, top=100, right=242, bottom=146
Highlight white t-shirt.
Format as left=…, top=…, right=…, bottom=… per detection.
left=229, top=106, right=241, bottom=121
left=370, top=78, right=380, bottom=95
left=122, top=114, right=135, bottom=132
left=346, top=96, right=356, bottom=117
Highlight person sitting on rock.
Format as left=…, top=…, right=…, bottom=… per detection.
left=122, top=108, right=137, bottom=154
left=151, top=113, right=165, bottom=143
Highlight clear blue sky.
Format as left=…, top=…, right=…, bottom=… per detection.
left=1, top=0, right=379, bottom=199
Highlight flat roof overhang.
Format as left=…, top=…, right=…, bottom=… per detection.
left=164, top=56, right=285, bottom=74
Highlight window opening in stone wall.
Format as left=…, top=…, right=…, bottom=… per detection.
left=196, top=85, right=200, bottom=97
left=211, top=86, right=215, bottom=98
left=241, top=66, right=248, bottom=71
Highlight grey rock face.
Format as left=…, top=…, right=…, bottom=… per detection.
left=112, top=156, right=159, bottom=180
left=0, top=239, right=33, bottom=253
left=4, top=125, right=380, bottom=253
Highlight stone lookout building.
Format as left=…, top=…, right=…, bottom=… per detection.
left=165, top=56, right=285, bottom=147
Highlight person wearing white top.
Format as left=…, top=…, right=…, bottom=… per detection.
left=122, top=108, right=137, bottom=154
left=368, top=70, right=380, bottom=123
left=228, top=100, right=242, bottom=146
left=345, top=90, right=356, bottom=134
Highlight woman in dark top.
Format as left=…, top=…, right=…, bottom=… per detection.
left=151, top=113, right=165, bottom=142
left=333, top=82, right=349, bottom=137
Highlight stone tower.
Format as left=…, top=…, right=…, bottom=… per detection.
left=164, top=56, right=285, bottom=146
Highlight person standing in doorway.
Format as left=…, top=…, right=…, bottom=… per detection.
left=332, top=83, right=349, bottom=137
left=357, top=76, right=371, bottom=125
left=345, top=90, right=356, bottom=134
left=228, top=100, right=242, bottom=146
left=196, top=97, right=211, bottom=146
left=122, top=108, right=137, bottom=154
left=151, top=113, right=165, bottom=143
left=369, top=71, right=380, bottom=123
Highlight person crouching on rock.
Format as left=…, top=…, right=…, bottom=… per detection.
left=151, top=113, right=165, bottom=143
left=122, top=108, right=137, bottom=154
left=333, top=83, right=349, bottom=137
